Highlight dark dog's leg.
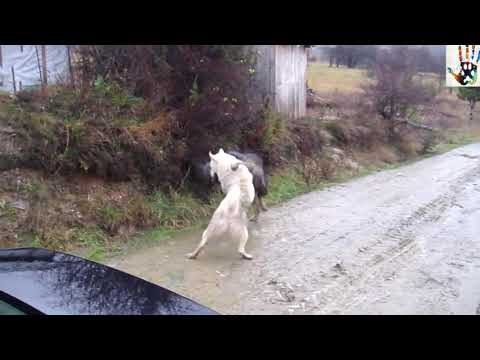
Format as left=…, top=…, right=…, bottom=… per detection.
left=249, top=195, right=261, bottom=222
left=259, top=196, right=268, bottom=212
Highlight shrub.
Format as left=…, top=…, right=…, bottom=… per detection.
left=362, top=46, right=434, bottom=126
left=300, top=156, right=336, bottom=187
left=324, top=121, right=350, bottom=146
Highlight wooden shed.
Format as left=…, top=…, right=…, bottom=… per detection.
left=253, top=45, right=310, bottom=119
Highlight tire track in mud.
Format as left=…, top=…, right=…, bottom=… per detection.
left=274, top=159, right=480, bottom=314
left=248, top=154, right=478, bottom=314
left=307, top=162, right=480, bottom=314
left=230, top=155, right=480, bottom=314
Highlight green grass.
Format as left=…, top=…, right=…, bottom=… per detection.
left=264, top=168, right=310, bottom=205
left=147, top=190, right=220, bottom=229
left=71, top=226, right=108, bottom=262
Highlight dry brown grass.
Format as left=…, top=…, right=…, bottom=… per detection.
left=354, top=145, right=400, bottom=166
left=397, top=135, right=423, bottom=157
left=300, top=156, right=336, bottom=187
left=307, top=62, right=372, bottom=95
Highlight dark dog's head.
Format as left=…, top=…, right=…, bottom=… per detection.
left=188, top=149, right=267, bottom=197
left=189, top=158, right=217, bottom=186
left=228, top=151, right=268, bottom=196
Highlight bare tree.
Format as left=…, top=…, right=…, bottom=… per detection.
left=363, top=46, right=433, bottom=131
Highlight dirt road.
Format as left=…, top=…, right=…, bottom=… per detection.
left=107, top=143, right=480, bottom=315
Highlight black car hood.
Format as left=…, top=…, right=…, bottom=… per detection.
left=0, top=248, right=218, bottom=315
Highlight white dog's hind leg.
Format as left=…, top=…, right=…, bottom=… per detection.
left=238, top=226, right=253, bottom=260
left=187, top=228, right=210, bottom=259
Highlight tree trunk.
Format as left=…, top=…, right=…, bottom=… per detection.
left=347, top=56, right=356, bottom=68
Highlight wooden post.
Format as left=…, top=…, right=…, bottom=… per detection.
left=67, top=45, right=74, bottom=88
left=41, top=45, right=47, bottom=95
left=35, top=46, right=43, bottom=85
left=11, top=66, right=16, bottom=94
left=41, top=45, right=48, bottom=84
left=0, top=46, right=3, bottom=87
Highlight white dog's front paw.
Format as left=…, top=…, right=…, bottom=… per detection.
left=240, top=252, right=253, bottom=260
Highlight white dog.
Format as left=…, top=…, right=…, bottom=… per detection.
left=187, top=149, right=255, bottom=260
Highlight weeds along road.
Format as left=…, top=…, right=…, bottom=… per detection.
left=108, top=143, right=480, bottom=315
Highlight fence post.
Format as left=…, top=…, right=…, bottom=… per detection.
left=67, top=45, right=74, bottom=88
left=0, top=46, right=3, bottom=87
left=41, top=45, right=48, bottom=95
left=11, top=66, right=16, bottom=94
left=35, top=46, right=43, bottom=85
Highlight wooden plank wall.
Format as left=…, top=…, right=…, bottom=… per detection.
left=253, top=45, right=307, bottom=119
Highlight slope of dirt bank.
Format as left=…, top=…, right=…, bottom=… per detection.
left=107, top=143, right=480, bottom=315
